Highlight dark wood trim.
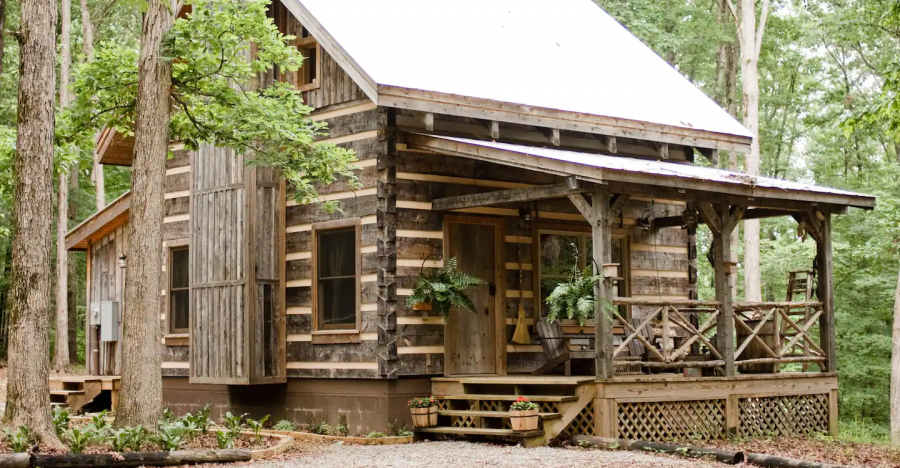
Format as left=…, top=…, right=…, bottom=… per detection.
left=168, top=244, right=190, bottom=334
left=432, top=176, right=585, bottom=211
left=311, top=217, right=362, bottom=335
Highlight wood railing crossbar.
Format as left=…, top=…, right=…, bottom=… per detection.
left=779, top=308, right=825, bottom=357
left=733, top=308, right=777, bottom=359
left=611, top=307, right=663, bottom=358
left=667, top=308, right=722, bottom=362
left=612, top=311, right=666, bottom=362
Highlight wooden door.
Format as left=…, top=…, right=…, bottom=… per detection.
left=445, top=220, right=501, bottom=375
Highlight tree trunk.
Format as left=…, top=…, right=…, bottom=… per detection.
left=114, top=0, right=172, bottom=429
left=79, top=0, right=106, bottom=211
left=890, top=264, right=900, bottom=444
left=738, top=0, right=765, bottom=302
left=0, top=0, right=6, bottom=78
left=53, top=0, right=73, bottom=372
left=4, top=0, right=65, bottom=448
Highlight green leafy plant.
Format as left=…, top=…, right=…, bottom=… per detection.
left=365, top=431, right=387, bottom=439
left=89, top=410, right=110, bottom=436
left=123, top=426, right=149, bottom=452
left=155, top=424, right=185, bottom=451
left=52, top=406, right=70, bottom=437
left=246, top=415, right=270, bottom=444
left=406, top=396, right=437, bottom=408
left=215, top=430, right=235, bottom=449
left=545, top=267, right=613, bottom=325
left=4, top=427, right=33, bottom=453
left=109, top=428, right=131, bottom=452
left=273, top=420, right=296, bottom=432
left=510, top=396, right=539, bottom=411
left=221, top=412, right=247, bottom=435
left=305, top=415, right=331, bottom=435
left=66, top=427, right=97, bottom=454
left=405, top=257, right=484, bottom=321
left=336, top=414, right=349, bottom=437
left=181, top=403, right=212, bottom=434
left=161, top=408, right=175, bottom=424
left=385, top=420, right=412, bottom=437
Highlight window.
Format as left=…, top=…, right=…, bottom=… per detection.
left=294, top=27, right=320, bottom=92
left=537, top=230, right=630, bottom=317
left=169, top=246, right=190, bottom=333
left=313, top=220, right=359, bottom=332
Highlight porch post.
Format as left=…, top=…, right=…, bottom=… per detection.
left=712, top=203, right=736, bottom=377
left=816, top=213, right=837, bottom=373
left=591, top=190, right=613, bottom=380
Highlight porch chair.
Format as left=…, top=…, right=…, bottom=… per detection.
left=531, top=318, right=569, bottom=376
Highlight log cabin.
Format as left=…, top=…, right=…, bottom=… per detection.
left=66, top=0, right=876, bottom=446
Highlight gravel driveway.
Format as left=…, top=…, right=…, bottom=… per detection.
left=258, top=441, right=726, bottom=468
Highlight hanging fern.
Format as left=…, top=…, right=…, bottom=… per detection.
left=405, top=257, right=485, bottom=322
left=545, top=267, right=613, bottom=325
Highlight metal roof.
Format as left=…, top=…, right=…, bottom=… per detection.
left=407, top=134, right=876, bottom=209
left=293, top=0, right=752, bottom=141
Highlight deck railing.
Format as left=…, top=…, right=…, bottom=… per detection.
left=607, top=298, right=827, bottom=375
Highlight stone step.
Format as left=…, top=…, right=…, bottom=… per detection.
left=437, top=394, right=577, bottom=402
left=416, top=426, right=544, bottom=438
left=439, top=410, right=562, bottom=420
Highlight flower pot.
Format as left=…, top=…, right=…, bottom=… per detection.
left=411, top=406, right=438, bottom=428
left=413, top=302, right=432, bottom=311
left=509, top=408, right=539, bottom=431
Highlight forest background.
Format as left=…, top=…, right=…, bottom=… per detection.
left=0, top=0, right=898, bottom=441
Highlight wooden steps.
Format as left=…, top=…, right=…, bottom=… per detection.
left=438, top=394, right=577, bottom=402
left=47, top=376, right=119, bottom=413
left=439, top=410, right=562, bottom=420
left=417, top=427, right=544, bottom=438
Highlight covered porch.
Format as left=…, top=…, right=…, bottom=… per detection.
left=401, top=133, right=875, bottom=444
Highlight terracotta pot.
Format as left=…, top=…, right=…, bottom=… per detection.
left=413, top=302, right=433, bottom=311
left=411, top=406, right=438, bottom=428
left=509, top=408, right=539, bottom=431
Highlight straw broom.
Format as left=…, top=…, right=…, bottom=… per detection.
left=511, top=244, right=531, bottom=344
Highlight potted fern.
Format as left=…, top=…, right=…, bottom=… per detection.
left=509, top=397, right=539, bottom=431
left=405, top=257, right=485, bottom=322
left=545, top=266, right=612, bottom=325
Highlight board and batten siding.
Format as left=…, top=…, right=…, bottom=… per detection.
left=162, top=147, right=192, bottom=376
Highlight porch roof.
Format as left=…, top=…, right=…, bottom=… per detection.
left=66, top=191, right=131, bottom=251
left=405, top=134, right=876, bottom=211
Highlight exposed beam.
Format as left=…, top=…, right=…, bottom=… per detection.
left=608, top=194, right=630, bottom=223
left=654, top=142, right=669, bottom=160
left=567, top=193, right=595, bottom=224
left=594, top=134, right=617, bottom=153
left=483, top=120, right=500, bottom=140
left=696, top=147, right=719, bottom=165
left=432, top=176, right=585, bottom=211
left=539, top=127, right=560, bottom=146
left=696, top=203, right=721, bottom=236
left=415, top=111, right=434, bottom=131
left=654, top=208, right=794, bottom=229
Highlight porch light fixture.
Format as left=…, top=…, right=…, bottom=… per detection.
left=637, top=210, right=653, bottom=231
left=118, top=255, right=127, bottom=269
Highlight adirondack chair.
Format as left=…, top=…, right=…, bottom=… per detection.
left=531, top=318, right=570, bottom=376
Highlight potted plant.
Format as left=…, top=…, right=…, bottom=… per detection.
left=509, top=397, right=539, bottom=431
left=405, top=257, right=485, bottom=321
left=545, top=266, right=614, bottom=325
left=407, top=397, right=438, bottom=428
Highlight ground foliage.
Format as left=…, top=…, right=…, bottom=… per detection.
left=599, top=0, right=900, bottom=438
left=707, top=435, right=900, bottom=467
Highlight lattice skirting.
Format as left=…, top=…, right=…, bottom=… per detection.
left=560, top=401, right=596, bottom=438
left=738, top=394, right=829, bottom=437
left=617, top=400, right=725, bottom=442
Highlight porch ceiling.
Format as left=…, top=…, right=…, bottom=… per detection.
left=405, top=134, right=876, bottom=211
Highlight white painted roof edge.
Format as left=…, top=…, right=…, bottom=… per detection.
left=420, top=135, right=875, bottom=207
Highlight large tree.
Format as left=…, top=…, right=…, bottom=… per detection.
left=3, top=0, right=65, bottom=448
left=725, top=0, right=770, bottom=301
left=893, top=266, right=900, bottom=444
left=52, top=0, right=73, bottom=372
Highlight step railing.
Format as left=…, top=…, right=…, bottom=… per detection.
left=733, top=301, right=826, bottom=371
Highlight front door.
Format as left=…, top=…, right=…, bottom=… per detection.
left=445, top=219, right=500, bottom=375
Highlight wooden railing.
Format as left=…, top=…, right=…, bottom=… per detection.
left=607, top=298, right=827, bottom=375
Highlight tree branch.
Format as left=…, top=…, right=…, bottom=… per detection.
left=725, top=0, right=739, bottom=27
left=754, top=0, right=770, bottom=61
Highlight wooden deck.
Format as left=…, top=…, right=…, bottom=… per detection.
left=50, top=376, right=120, bottom=413
left=424, top=373, right=838, bottom=446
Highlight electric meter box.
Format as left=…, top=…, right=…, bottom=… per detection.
left=91, top=301, right=120, bottom=342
